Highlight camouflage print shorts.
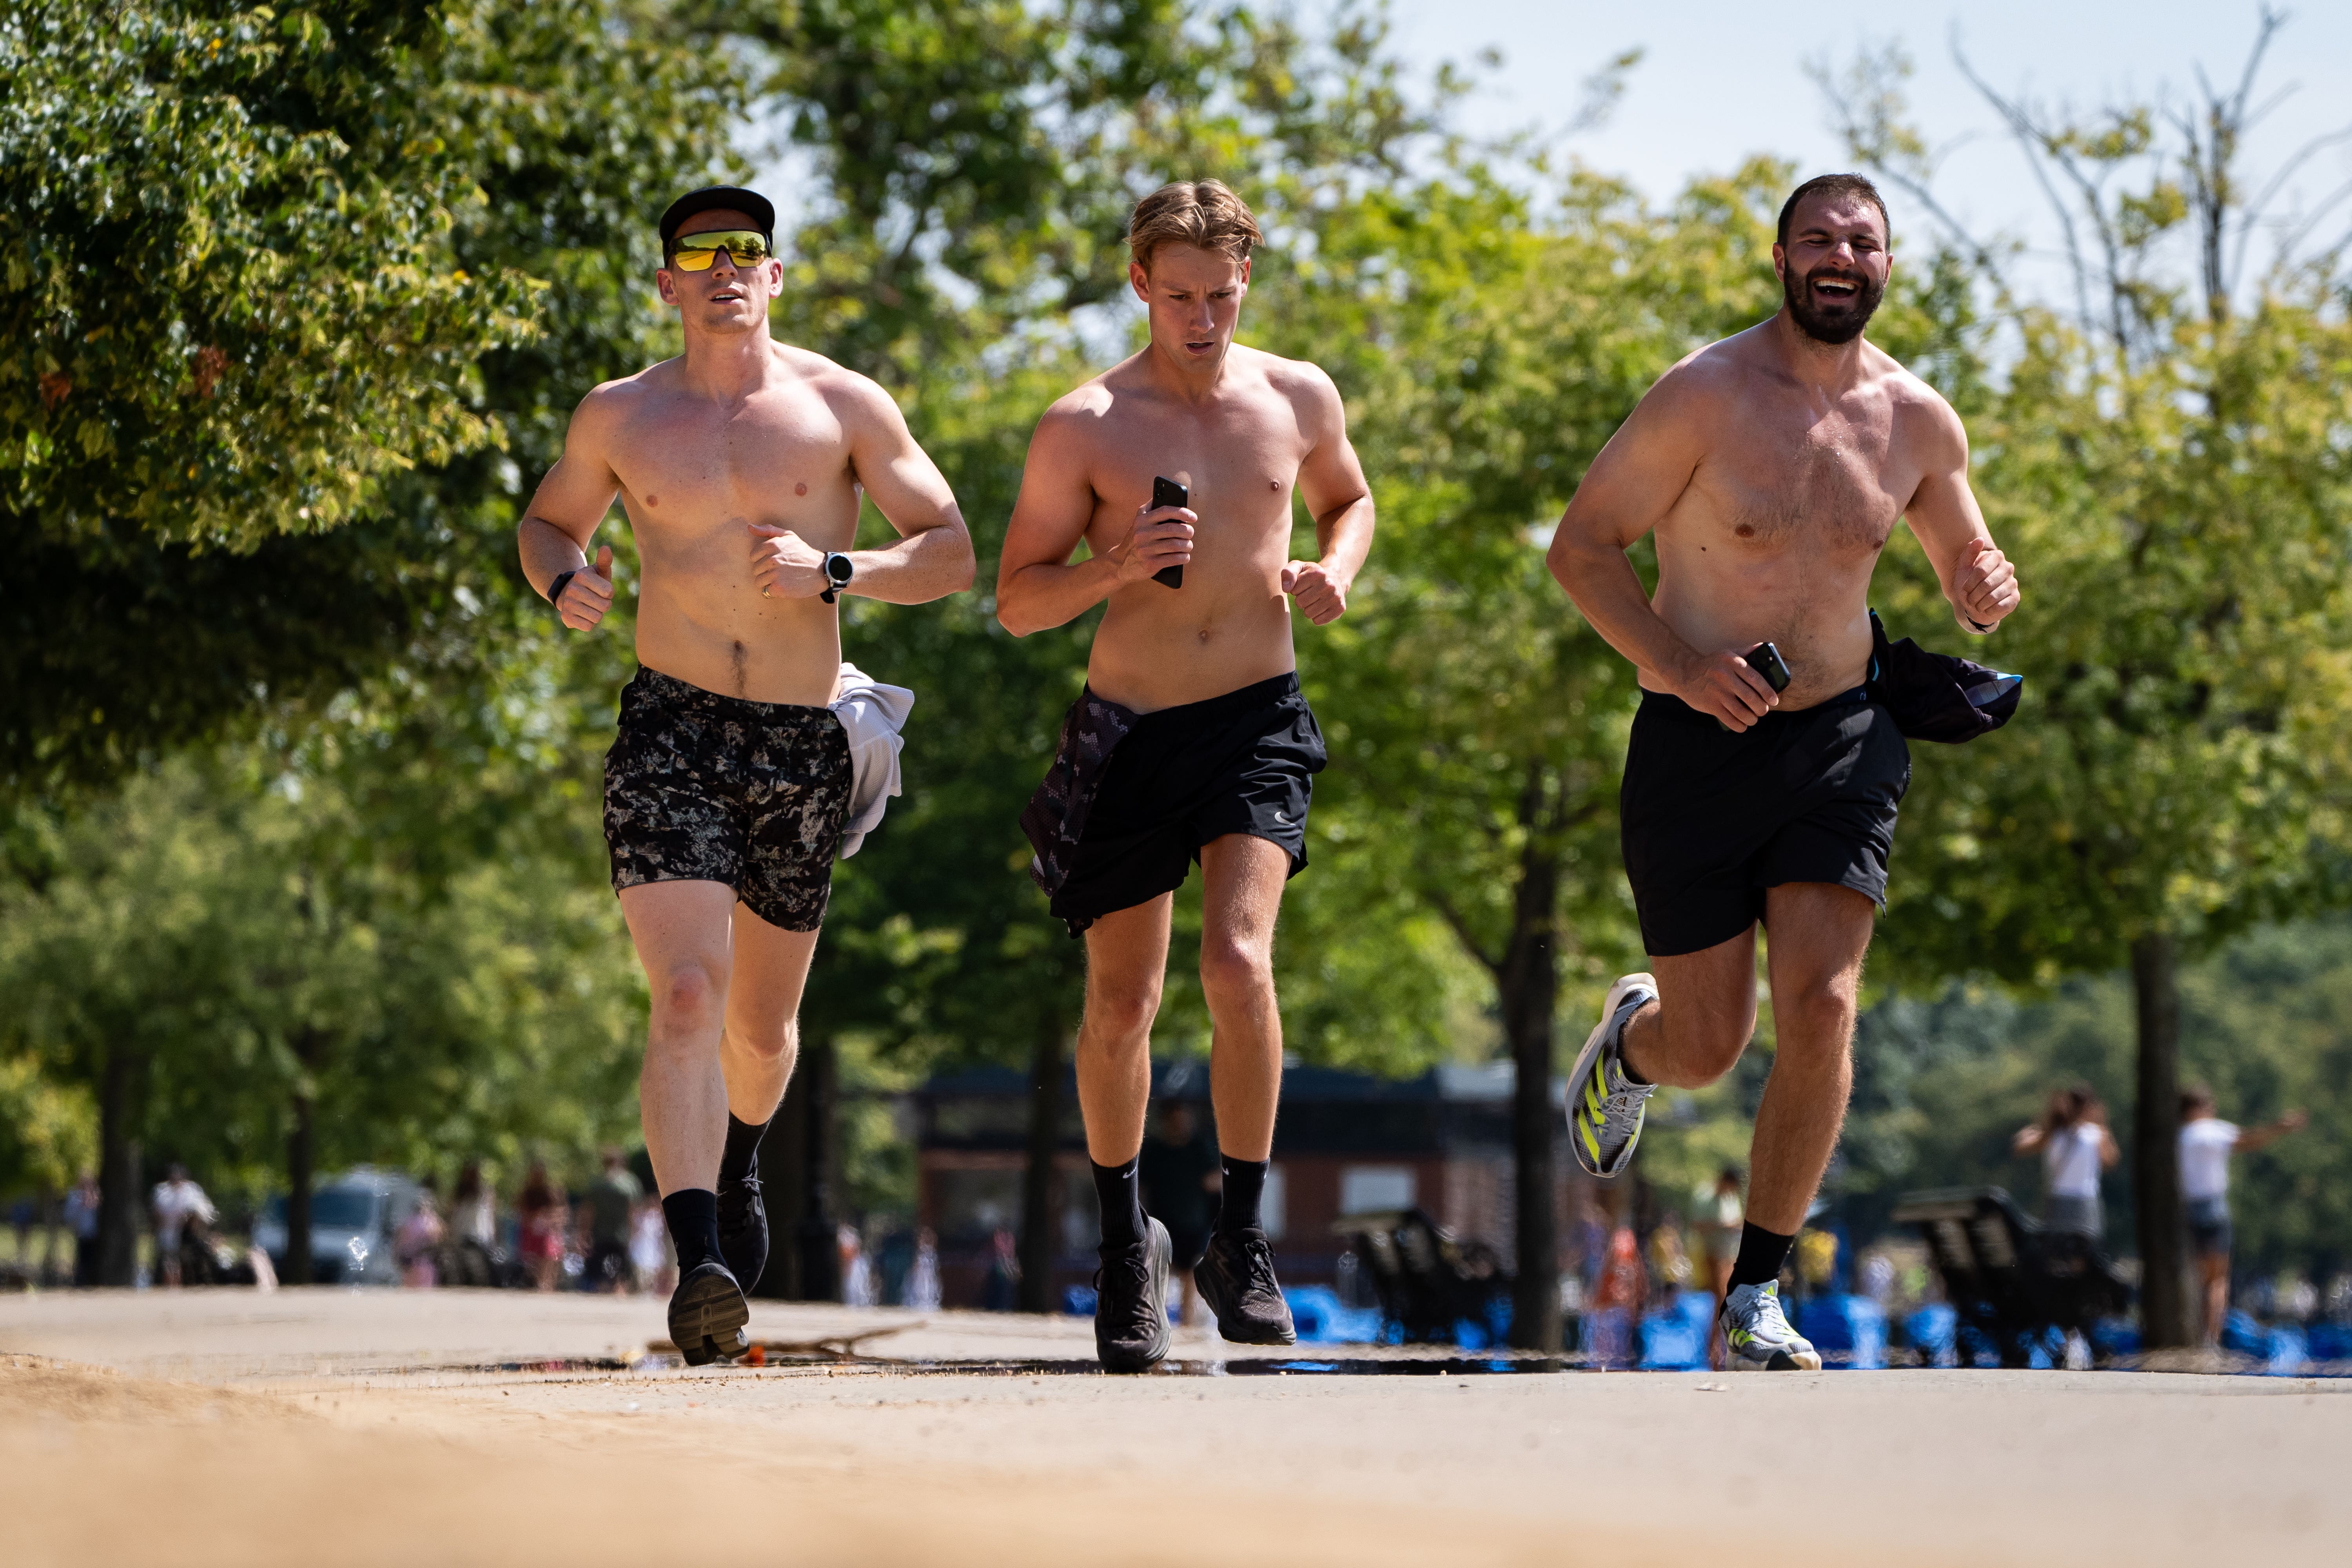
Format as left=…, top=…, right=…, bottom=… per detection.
left=603, top=667, right=853, bottom=932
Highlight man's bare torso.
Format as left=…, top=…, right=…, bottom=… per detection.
left=597, top=343, right=864, bottom=707
left=1059, top=345, right=1318, bottom=711
left=1647, top=325, right=1942, bottom=710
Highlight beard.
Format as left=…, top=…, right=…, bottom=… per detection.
left=1783, top=261, right=1885, bottom=345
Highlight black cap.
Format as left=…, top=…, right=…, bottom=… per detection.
left=658, top=185, right=776, bottom=252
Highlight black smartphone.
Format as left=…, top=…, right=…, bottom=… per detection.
left=1149, top=475, right=1187, bottom=589
left=1718, top=641, right=1792, bottom=731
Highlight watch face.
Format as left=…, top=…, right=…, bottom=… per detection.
left=826, top=553, right=853, bottom=584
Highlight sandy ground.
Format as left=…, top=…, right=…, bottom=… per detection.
left=5, top=1289, right=2348, bottom=1567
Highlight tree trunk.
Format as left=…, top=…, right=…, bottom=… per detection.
left=1018, top=1010, right=1066, bottom=1314
left=791, top=1036, right=840, bottom=1302
left=284, top=1085, right=316, bottom=1285
left=755, top=1067, right=809, bottom=1301
left=2132, top=932, right=2190, bottom=1348
left=96, top=1048, right=145, bottom=1287
left=1501, top=840, right=1563, bottom=1352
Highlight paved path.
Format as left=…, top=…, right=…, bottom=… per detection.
left=5, top=1288, right=2347, bottom=1566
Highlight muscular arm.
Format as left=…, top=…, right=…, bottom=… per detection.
left=994, top=403, right=1193, bottom=636
left=1281, top=369, right=1374, bottom=625
left=1546, top=366, right=1780, bottom=727
left=1901, top=396, right=2020, bottom=635
left=518, top=388, right=626, bottom=630
left=748, top=377, right=975, bottom=604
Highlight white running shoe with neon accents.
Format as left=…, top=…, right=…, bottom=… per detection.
left=1565, top=972, right=1659, bottom=1178
left=1720, top=1279, right=1822, bottom=1371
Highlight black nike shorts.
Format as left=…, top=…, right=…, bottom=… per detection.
left=1024, top=672, right=1326, bottom=937
left=1619, top=687, right=1910, bottom=958
left=603, top=666, right=853, bottom=932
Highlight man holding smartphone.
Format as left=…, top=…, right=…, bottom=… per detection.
left=996, top=180, right=1376, bottom=1371
left=1547, top=174, right=2020, bottom=1369
left=517, top=186, right=973, bottom=1364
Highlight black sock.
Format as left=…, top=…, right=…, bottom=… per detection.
left=1093, top=1157, right=1145, bottom=1250
left=1728, top=1221, right=1795, bottom=1290
left=720, top=1114, right=769, bottom=1186
left=662, top=1189, right=723, bottom=1274
left=1217, top=1158, right=1269, bottom=1236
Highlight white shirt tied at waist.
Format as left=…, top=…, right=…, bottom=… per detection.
left=829, top=661, right=913, bottom=859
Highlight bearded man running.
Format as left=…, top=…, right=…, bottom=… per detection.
left=1547, top=174, right=2021, bottom=1370
left=997, top=180, right=1376, bottom=1371
left=518, top=187, right=974, bottom=1363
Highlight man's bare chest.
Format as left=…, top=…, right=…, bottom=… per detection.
left=1690, top=403, right=1916, bottom=555
left=1085, top=399, right=1308, bottom=537
left=610, top=392, right=853, bottom=523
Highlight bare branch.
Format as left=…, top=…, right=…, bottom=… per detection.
left=1953, top=31, right=2103, bottom=342
left=1806, top=43, right=2014, bottom=296
left=1421, top=884, right=1502, bottom=978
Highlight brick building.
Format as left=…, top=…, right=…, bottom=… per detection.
left=911, top=1059, right=1600, bottom=1310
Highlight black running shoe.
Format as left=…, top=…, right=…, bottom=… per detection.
left=717, top=1174, right=769, bottom=1292
left=1093, top=1217, right=1172, bottom=1374
left=1194, top=1228, right=1296, bottom=1345
left=667, top=1259, right=751, bottom=1367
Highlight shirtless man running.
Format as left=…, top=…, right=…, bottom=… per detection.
left=997, top=180, right=1375, bottom=1371
left=517, top=186, right=973, bottom=1363
left=1547, top=174, right=2021, bottom=1370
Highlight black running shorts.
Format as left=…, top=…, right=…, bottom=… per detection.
left=603, top=667, right=853, bottom=932
left=1619, top=687, right=1909, bottom=958
left=1025, top=672, right=1326, bottom=936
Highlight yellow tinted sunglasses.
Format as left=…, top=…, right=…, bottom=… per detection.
left=666, top=230, right=774, bottom=271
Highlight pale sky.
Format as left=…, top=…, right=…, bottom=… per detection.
left=1379, top=0, right=2352, bottom=301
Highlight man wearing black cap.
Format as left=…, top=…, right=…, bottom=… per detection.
left=517, top=186, right=973, bottom=1363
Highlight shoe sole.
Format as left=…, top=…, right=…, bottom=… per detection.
left=1728, top=1346, right=1824, bottom=1372
left=1565, top=972, right=1657, bottom=1178
left=1098, top=1220, right=1174, bottom=1374
left=1196, top=1245, right=1297, bottom=1346
left=669, top=1269, right=751, bottom=1367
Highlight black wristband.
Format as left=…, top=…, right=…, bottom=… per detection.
left=1965, top=614, right=1994, bottom=634
left=548, top=569, right=579, bottom=615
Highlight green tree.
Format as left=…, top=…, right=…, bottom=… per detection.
left=1827, top=24, right=2352, bottom=1344
left=0, top=744, right=644, bottom=1284
left=1, top=0, right=740, bottom=792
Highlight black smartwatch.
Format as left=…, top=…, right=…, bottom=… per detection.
left=547, top=569, right=579, bottom=616
left=820, top=551, right=854, bottom=604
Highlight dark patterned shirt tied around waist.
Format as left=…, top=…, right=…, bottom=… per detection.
left=1021, top=689, right=1139, bottom=897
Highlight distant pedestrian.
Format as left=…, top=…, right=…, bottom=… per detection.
left=517, top=1163, right=567, bottom=1292
left=581, top=1150, right=641, bottom=1294
left=149, top=1165, right=214, bottom=1289
left=1138, top=1102, right=1220, bottom=1330
left=841, top=1223, right=875, bottom=1307
left=2179, top=1085, right=2308, bottom=1347
left=629, top=1198, right=674, bottom=1297
left=451, top=1162, right=496, bottom=1248
left=1694, top=1167, right=1744, bottom=1370
left=444, top=1161, right=499, bottom=1287
left=396, top=1187, right=445, bottom=1289
left=63, top=1171, right=99, bottom=1287
left=981, top=1226, right=1021, bottom=1312
left=906, top=1226, right=942, bottom=1311
left=2012, top=1084, right=2118, bottom=1244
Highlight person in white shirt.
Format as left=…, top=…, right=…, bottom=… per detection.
left=2179, top=1085, right=2308, bottom=1346
left=2011, top=1085, right=2119, bottom=1243
left=149, top=1165, right=216, bottom=1289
